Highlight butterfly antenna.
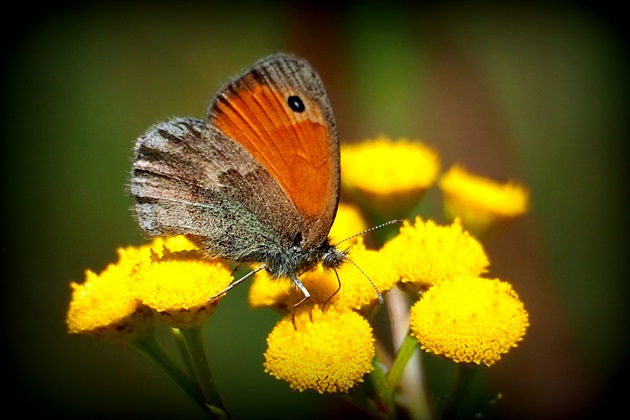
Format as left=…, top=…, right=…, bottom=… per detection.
left=208, top=264, right=267, bottom=302
left=344, top=256, right=384, bottom=304
left=332, top=219, right=403, bottom=247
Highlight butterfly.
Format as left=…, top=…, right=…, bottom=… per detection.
left=130, top=54, right=346, bottom=304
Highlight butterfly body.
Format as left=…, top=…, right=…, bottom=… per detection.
left=131, top=54, right=344, bottom=299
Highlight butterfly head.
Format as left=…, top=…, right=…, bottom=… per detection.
left=264, top=237, right=347, bottom=280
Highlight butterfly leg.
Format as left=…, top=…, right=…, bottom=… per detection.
left=289, top=272, right=311, bottom=307
left=207, top=264, right=266, bottom=302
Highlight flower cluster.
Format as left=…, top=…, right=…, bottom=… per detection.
left=67, top=135, right=530, bottom=419
left=255, top=137, right=530, bottom=416
left=67, top=236, right=233, bottom=337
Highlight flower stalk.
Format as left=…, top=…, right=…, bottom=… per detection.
left=387, top=334, right=418, bottom=387
left=178, top=325, right=228, bottom=419
left=132, top=330, right=205, bottom=411
left=441, top=364, right=478, bottom=419
left=343, top=362, right=394, bottom=419
left=368, top=358, right=396, bottom=418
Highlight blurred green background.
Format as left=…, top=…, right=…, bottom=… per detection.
left=3, top=2, right=627, bottom=418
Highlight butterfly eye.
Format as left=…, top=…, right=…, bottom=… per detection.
left=292, top=231, right=303, bottom=246
left=287, top=95, right=305, bottom=113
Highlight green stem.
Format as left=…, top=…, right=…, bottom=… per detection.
left=441, top=364, right=477, bottom=419
left=342, top=385, right=390, bottom=419
left=342, top=357, right=395, bottom=419
left=171, top=327, right=196, bottom=378
left=132, top=332, right=204, bottom=408
left=370, top=357, right=396, bottom=418
left=387, top=334, right=432, bottom=419
left=386, top=334, right=418, bottom=386
left=179, top=325, right=229, bottom=419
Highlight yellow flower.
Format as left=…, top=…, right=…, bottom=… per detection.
left=247, top=271, right=293, bottom=312
left=409, top=276, right=529, bottom=366
left=439, top=165, right=529, bottom=236
left=341, top=137, right=440, bottom=221
left=153, top=235, right=200, bottom=253
left=249, top=238, right=397, bottom=312
left=264, top=305, right=375, bottom=393
left=328, top=202, right=369, bottom=245
left=133, top=250, right=233, bottom=329
left=140, top=235, right=200, bottom=260
left=66, top=236, right=201, bottom=340
left=66, top=255, right=154, bottom=343
left=381, top=217, right=489, bottom=294
left=113, top=235, right=199, bottom=272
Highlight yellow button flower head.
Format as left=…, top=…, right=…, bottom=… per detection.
left=137, top=235, right=200, bottom=261
left=113, top=235, right=199, bottom=273
left=381, top=217, right=489, bottom=294
left=328, top=202, right=369, bottom=246
left=66, top=253, right=154, bottom=344
left=439, top=165, right=530, bottom=236
left=264, top=305, right=375, bottom=393
left=249, top=238, right=397, bottom=312
left=341, top=137, right=440, bottom=221
left=154, top=235, right=200, bottom=253
left=409, top=276, right=529, bottom=366
left=133, top=249, right=233, bottom=329
left=247, top=270, right=294, bottom=312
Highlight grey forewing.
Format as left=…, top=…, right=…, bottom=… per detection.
left=131, top=117, right=302, bottom=261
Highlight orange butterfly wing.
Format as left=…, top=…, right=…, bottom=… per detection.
left=208, top=54, right=339, bottom=247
